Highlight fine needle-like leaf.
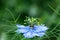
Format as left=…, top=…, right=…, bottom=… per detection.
left=48, top=4, right=60, bottom=15
left=5, top=8, right=15, bottom=22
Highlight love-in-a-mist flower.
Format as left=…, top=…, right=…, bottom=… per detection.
left=15, top=17, right=48, bottom=38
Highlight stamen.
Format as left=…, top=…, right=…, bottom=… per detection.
left=24, top=17, right=41, bottom=27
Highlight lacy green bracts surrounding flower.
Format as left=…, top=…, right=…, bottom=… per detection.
left=16, top=24, right=48, bottom=38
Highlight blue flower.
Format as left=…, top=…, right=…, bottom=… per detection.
left=16, top=24, right=48, bottom=38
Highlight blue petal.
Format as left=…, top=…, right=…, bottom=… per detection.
left=23, top=31, right=36, bottom=38
left=34, top=25, right=48, bottom=32
left=15, top=28, right=28, bottom=33
left=35, top=32, right=45, bottom=37
left=16, top=24, right=30, bottom=29
left=16, top=24, right=25, bottom=28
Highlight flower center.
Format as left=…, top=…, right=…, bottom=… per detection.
left=30, top=24, right=34, bottom=29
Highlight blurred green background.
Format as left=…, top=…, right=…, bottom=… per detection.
left=0, top=0, right=60, bottom=40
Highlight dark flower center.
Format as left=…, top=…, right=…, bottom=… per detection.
left=30, top=24, right=34, bottom=29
